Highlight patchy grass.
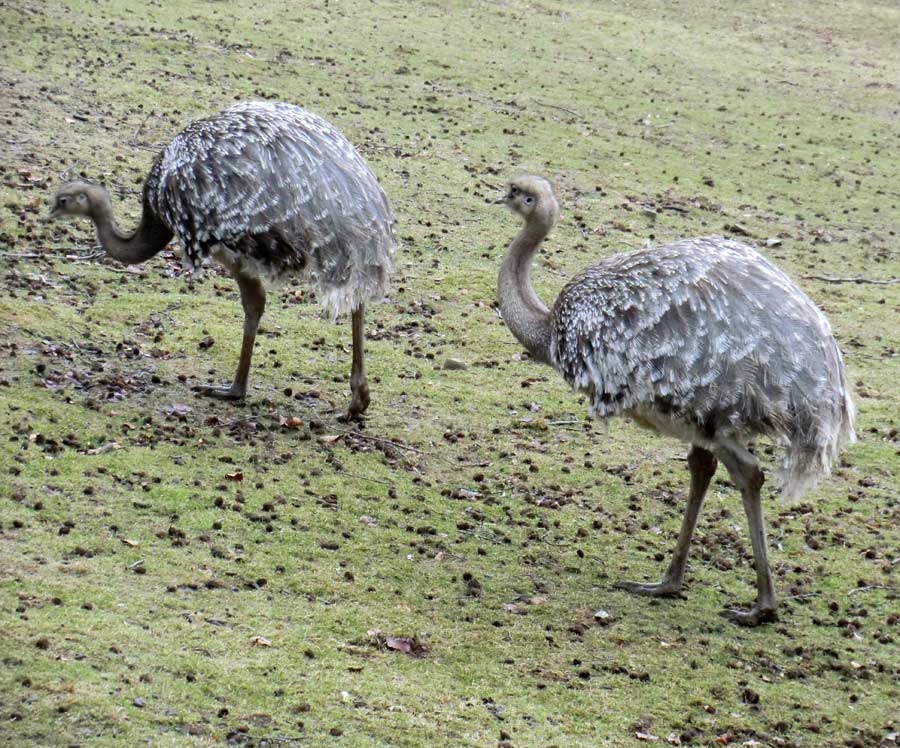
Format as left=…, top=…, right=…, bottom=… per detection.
left=1, top=1, right=898, bottom=747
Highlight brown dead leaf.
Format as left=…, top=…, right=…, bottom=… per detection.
left=636, top=732, right=660, bottom=741
left=121, top=538, right=140, bottom=547
left=318, top=434, right=342, bottom=444
left=249, top=635, right=272, bottom=647
left=367, top=628, right=429, bottom=657
left=225, top=471, right=244, bottom=481
left=83, top=442, right=121, bottom=455
left=279, top=416, right=304, bottom=429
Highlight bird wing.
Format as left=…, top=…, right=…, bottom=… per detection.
left=550, top=237, right=831, bottom=433
left=152, top=102, right=394, bottom=308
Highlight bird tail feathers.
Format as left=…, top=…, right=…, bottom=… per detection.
left=777, top=372, right=856, bottom=502
left=319, top=263, right=392, bottom=319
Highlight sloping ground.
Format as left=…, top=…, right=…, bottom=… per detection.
left=0, top=1, right=898, bottom=746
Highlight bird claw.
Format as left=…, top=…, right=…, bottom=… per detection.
left=344, top=383, right=370, bottom=420
left=193, top=384, right=245, bottom=401
left=719, top=606, right=778, bottom=627
left=612, top=579, right=683, bottom=598
left=339, top=409, right=366, bottom=424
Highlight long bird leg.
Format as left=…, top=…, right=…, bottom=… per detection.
left=716, top=444, right=777, bottom=626
left=196, top=272, right=266, bottom=401
left=345, top=303, right=370, bottom=419
left=614, top=446, right=717, bottom=597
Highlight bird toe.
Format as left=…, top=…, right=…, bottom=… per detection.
left=720, top=606, right=778, bottom=627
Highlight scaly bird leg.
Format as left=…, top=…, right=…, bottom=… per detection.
left=345, top=303, right=370, bottom=419
left=196, top=272, right=266, bottom=401
left=614, top=446, right=717, bottom=597
left=717, top=445, right=778, bottom=626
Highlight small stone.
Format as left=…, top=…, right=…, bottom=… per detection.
left=133, top=697, right=145, bottom=708
left=443, top=357, right=468, bottom=371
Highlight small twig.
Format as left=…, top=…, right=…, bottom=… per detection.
left=347, top=430, right=427, bottom=455
left=802, top=274, right=900, bottom=285
left=68, top=250, right=106, bottom=262
left=131, top=111, right=153, bottom=144
left=101, top=266, right=146, bottom=275
left=1, top=247, right=106, bottom=262
left=531, top=98, right=586, bottom=122
left=539, top=530, right=569, bottom=547
left=59, top=161, right=80, bottom=181
left=335, top=470, right=393, bottom=487
left=847, top=585, right=898, bottom=596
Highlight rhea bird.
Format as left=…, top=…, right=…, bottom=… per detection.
left=497, top=175, right=855, bottom=625
left=47, top=101, right=395, bottom=418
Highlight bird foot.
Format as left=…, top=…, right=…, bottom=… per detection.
left=194, top=384, right=246, bottom=401
left=339, top=409, right=366, bottom=424
left=720, top=605, right=778, bottom=627
left=344, top=383, right=370, bottom=420
left=612, top=579, right=684, bottom=598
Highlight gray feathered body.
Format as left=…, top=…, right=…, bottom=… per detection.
left=145, top=101, right=394, bottom=315
left=551, top=236, right=855, bottom=499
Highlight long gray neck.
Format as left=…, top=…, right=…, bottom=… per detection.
left=91, top=188, right=173, bottom=265
left=498, top=214, right=554, bottom=364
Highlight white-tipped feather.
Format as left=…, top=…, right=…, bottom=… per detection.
left=550, top=236, right=855, bottom=500
left=147, top=100, right=395, bottom=316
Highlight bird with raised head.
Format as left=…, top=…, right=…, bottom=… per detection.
left=497, top=175, right=855, bottom=625
left=47, top=101, right=395, bottom=418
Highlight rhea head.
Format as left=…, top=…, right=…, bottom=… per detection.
left=499, top=175, right=560, bottom=227
left=46, top=181, right=107, bottom=221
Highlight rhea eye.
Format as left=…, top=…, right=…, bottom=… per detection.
left=58, top=196, right=69, bottom=206
left=523, top=195, right=534, bottom=205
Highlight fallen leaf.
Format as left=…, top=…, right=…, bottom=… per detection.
left=636, top=732, right=660, bottom=741
left=121, top=538, right=140, bottom=547
left=723, top=222, right=752, bottom=237
left=250, top=635, right=272, bottom=647
left=225, top=472, right=244, bottom=481
left=279, top=415, right=304, bottom=429
left=83, top=442, right=122, bottom=455
left=367, top=629, right=429, bottom=657
left=318, top=434, right=342, bottom=444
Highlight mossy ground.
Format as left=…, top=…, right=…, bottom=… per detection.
left=1, top=1, right=898, bottom=747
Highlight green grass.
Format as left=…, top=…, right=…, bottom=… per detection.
left=1, top=1, right=898, bottom=746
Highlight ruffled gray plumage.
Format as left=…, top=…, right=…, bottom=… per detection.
left=550, top=236, right=855, bottom=499
left=146, top=101, right=394, bottom=316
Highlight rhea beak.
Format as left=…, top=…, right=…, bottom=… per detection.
left=493, top=193, right=510, bottom=205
